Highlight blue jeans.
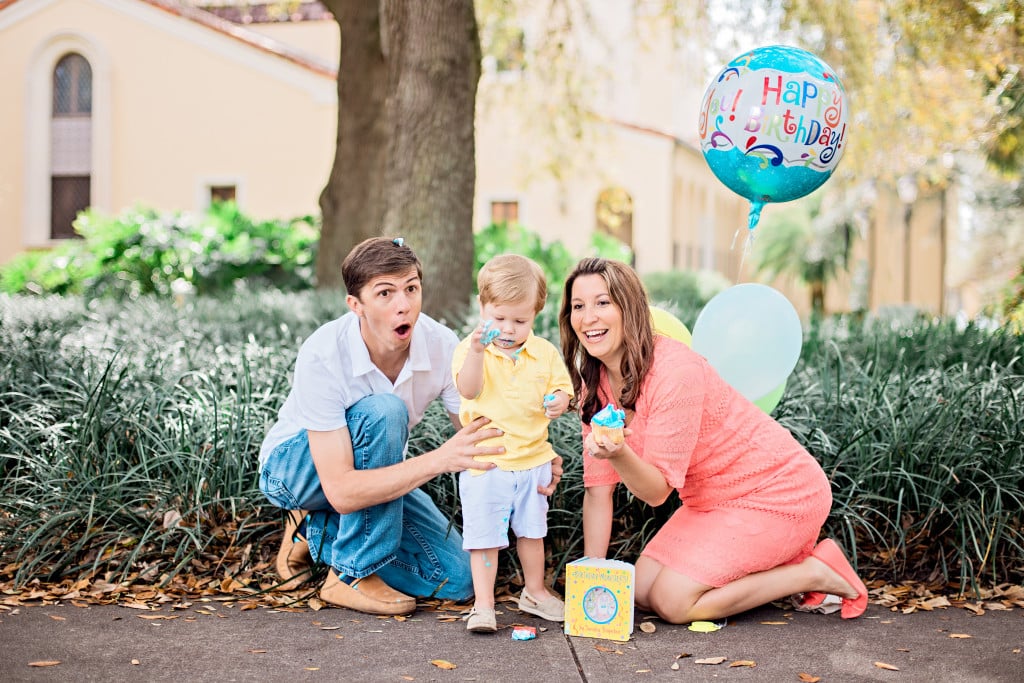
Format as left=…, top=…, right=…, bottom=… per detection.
left=259, top=394, right=472, bottom=600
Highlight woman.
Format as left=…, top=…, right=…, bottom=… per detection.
left=558, top=258, right=868, bottom=624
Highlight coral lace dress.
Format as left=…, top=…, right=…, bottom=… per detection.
left=582, top=336, right=832, bottom=587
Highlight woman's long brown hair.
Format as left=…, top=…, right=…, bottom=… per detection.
left=558, top=258, right=655, bottom=423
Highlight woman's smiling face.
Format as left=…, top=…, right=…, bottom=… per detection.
left=569, top=273, right=624, bottom=367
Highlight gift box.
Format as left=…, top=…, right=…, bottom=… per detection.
left=563, top=557, right=635, bottom=641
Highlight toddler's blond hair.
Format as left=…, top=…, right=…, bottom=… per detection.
left=477, top=254, right=547, bottom=313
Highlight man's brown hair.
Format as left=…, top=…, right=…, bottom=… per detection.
left=342, top=237, right=423, bottom=299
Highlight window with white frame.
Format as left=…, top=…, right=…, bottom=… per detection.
left=50, top=53, right=92, bottom=239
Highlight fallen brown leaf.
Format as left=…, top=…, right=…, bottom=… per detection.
left=695, top=657, right=727, bottom=665
left=949, top=633, right=972, bottom=639
left=248, top=650, right=267, bottom=654
left=48, top=615, right=65, bottom=621
left=430, top=659, right=457, bottom=670
left=730, top=660, right=756, bottom=668
left=874, top=661, right=900, bottom=671
left=761, top=620, right=789, bottom=625
left=798, top=673, right=821, bottom=682
left=28, top=661, right=61, bottom=667
left=639, top=622, right=656, bottom=633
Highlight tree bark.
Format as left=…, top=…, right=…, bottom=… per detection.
left=317, top=0, right=389, bottom=289
left=317, top=0, right=480, bottom=321
left=380, top=0, right=481, bottom=323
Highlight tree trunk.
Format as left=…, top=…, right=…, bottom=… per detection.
left=810, top=280, right=825, bottom=317
left=317, top=0, right=389, bottom=289
left=380, top=0, right=481, bottom=323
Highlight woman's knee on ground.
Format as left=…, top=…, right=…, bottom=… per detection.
left=646, top=584, right=701, bottom=624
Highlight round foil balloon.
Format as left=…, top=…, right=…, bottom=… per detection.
left=698, top=45, right=849, bottom=233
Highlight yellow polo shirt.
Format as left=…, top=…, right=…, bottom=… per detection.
left=452, top=332, right=573, bottom=472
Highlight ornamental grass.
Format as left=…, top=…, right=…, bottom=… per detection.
left=1, top=291, right=1021, bottom=599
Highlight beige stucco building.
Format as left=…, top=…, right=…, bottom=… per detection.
left=0, top=0, right=337, bottom=266
left=0, top=0, right=958, bottom=318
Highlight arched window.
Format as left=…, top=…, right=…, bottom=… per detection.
left=50, top=53, right=92, bottom=239
left=596, top=186, right=634, bottom=251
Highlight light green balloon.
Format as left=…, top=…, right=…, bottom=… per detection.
left=753, top=380, right=786, bottom=414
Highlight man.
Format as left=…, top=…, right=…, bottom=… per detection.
left=259, top=237, right=560, bottom=615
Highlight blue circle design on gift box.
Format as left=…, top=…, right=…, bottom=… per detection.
left=698, top=45, right=849, bottom=232
left=582, top=585, right=619, bottom=624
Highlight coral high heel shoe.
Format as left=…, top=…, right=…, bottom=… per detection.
left=799, top=591, right=828, bottom=608
left=810, top=539, right=869, bottom=619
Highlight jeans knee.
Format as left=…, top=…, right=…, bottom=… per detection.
left=349, top=394, right=407, bottom=431
left=347, top=394, right=409, bottom=466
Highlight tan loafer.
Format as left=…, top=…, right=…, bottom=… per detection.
left=465, top=606, right=497, bottom=633
left=518, top=588, right=565, bottom=622
left=275, top=509, right=313, bottom=590
left=320, top=569, right=416, bottom=615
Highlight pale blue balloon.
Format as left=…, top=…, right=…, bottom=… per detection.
left=691, top=284, right=802, bottom=401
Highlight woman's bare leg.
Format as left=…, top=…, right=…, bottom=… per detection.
left=637, top=553, right=863, bottom=624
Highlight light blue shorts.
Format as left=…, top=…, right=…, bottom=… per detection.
left=458, top=462, right=552, bottom=550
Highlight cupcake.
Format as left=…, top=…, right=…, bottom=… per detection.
left=590, top=402, right=626, bottom=444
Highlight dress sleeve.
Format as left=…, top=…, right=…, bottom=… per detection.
left=639, top=341, right=705, bottom=490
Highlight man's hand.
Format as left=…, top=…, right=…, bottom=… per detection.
left=434, top=416, right=502, bottom=473
left=537, top=454, right=564, bottom=496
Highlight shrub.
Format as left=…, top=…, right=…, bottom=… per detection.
left=1, top=291, right=1021, bottom=598
left=642, top=269, right=730, bottom=313
left=473, top=222, right=635, bottom=297
left=0, top=203, right=318, bottom=298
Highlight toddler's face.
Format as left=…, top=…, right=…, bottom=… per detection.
left=480, top=299, right=537, bottom=352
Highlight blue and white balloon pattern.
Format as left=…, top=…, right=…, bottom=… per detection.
left=698, top=45, right=849, bottom=232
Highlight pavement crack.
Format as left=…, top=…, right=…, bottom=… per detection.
left=563, top=631, right=588, bottom=681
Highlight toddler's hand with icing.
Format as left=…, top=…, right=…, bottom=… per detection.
left=542, top=390, right=570, bottom=419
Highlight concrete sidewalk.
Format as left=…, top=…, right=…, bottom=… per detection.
left=1, top=599, right=1021, bottom=682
